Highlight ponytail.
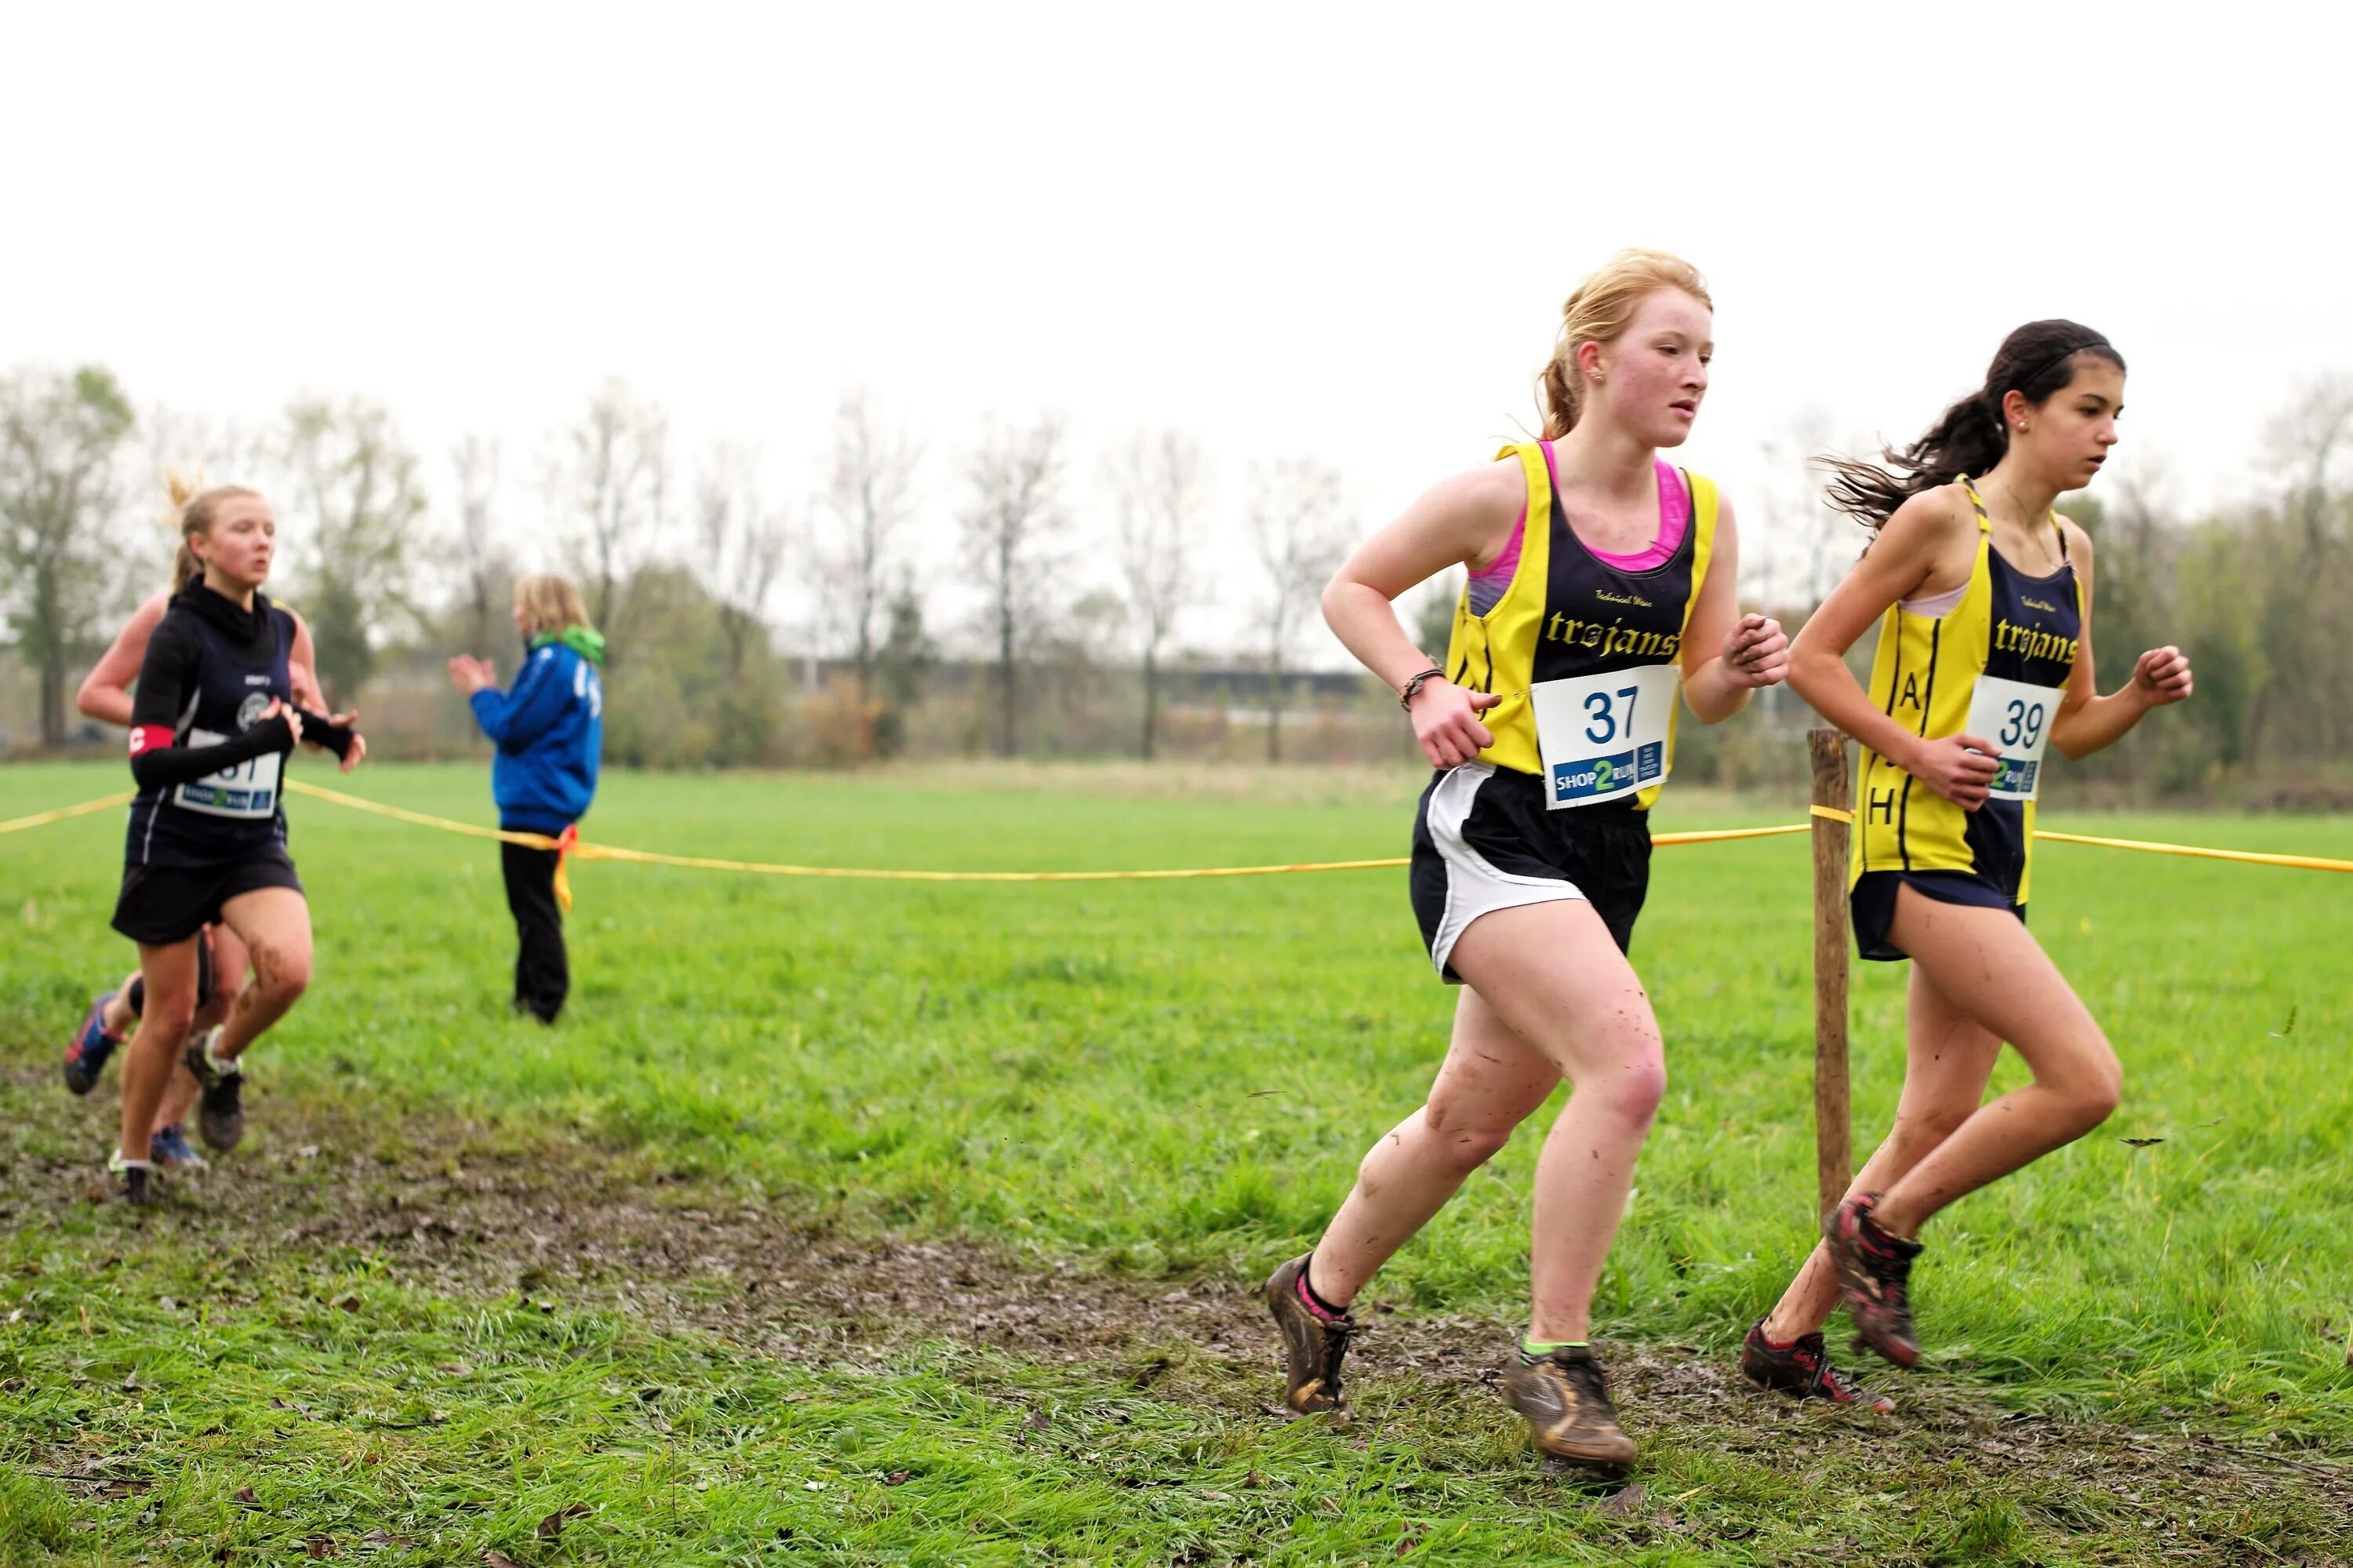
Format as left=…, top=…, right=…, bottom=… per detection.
left=1824, top=320, right=2124, bottom=529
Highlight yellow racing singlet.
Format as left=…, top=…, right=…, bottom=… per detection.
left=1850, top=478, right=2083, bottom=902
left=1442, top=442, right=1718, bottom=811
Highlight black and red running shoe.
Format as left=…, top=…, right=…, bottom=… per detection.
left=1740, top=1317, right=1895, bottom=1412
left=1264, top=1253, right=1353, bottom=1418
left=1824, top=1192, right=1923, bottom=1367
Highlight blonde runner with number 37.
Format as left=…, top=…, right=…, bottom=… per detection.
left=1265, top=250, right=1789, bottom=1474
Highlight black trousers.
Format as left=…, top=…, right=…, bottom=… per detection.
left=500, top=842, right=569, bottom=1023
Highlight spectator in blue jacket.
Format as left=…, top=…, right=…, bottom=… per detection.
left=447, top=575, right=603, bottom=1023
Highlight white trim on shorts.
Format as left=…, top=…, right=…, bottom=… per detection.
left=1424, top=762, right=1587, bottom=979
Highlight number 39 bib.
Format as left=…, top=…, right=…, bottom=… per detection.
left=1964, top=675, right=2061, bottom=801
left=1529, top=664, right=1678, bottom=809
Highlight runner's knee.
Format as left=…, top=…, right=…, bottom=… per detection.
left=252, top=942, right=312, bottom=1004
left=2070, top=1047, right=2123, bottom=1130
left=1571, top=1042, right=1667, bottom=1132
left=139, top=984, right=198, bottom=1037
left=2038, top=1036, right=2122, bottom=1133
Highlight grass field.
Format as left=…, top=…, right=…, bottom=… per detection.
left=1, top=759, right=2348, bottom=1566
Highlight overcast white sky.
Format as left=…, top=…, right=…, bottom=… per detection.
left=5, top=3, right=2345, bottom=664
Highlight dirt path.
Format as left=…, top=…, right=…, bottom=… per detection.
left=5, top=1069, right=2348, bottom=1563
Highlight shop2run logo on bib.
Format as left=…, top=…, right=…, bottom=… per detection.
left=1551, top=744, right=1664, bottom=805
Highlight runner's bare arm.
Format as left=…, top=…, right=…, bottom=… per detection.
left=76, top=592, right=169, bottom=726
left=287, top=609, right=327, bottom=711
left=2047, top=522, right=2192, bottom=759
left=1322, top=460, right=1522, bottom=768
left=1323, top=460, right=1522, bottom=688
left=1678, top=497, right=1788, bottom=723
left=1789, top=488, right=1999, bottom=808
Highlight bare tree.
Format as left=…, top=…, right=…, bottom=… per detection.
left=449, top=435, right=512, bottom=659
left=279, top=395, right=427, bottom=708
left=1247, top=456, right=1351, bottom=762
left=693, top=442, right=792, bottom=680
left=0, top=364, right=136, bottom=744
left=820, top=389, right=922, bottom=692
left=546, top=379, right=669, bottom=647
left=1755, top=409, right=1858, bottom=612
left=961, top=417, right=1067, bottom=758
left=1104, top=428, right=1207, bottom=759
left=2266, top=376, right=2353, bottom=551
left=2246, top=377, right=2353, bottom=766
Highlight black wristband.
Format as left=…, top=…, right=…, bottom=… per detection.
left=294, top=707, right=355, bottom=760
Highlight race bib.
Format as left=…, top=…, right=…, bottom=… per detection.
left=1965, top=675, right=2062, bottom=801
left=1529, top=664, right=1678, bottom=809
left=172, top=726, right=282, bottom=819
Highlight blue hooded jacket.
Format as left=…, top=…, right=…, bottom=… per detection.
left=469, top=633, right=603, bottom=834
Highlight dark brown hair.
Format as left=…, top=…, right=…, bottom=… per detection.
left=1823, top=319, right=2125, bottom=528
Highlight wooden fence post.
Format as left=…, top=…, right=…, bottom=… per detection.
left=1808, top=728, right=1854, bottom=1221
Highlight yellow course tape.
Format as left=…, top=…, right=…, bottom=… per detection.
left=284, top=778, right=1805, bottom=880
left=2029, top=829, right=2353, bottom=875
left=11, top=781, right=2348, bottom=883
left=0, top=791, right=136, bottom=837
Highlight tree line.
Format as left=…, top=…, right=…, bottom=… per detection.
left=0, top=368, right=1369, bottom=767
left=2, top=362, right=2348, bottom=801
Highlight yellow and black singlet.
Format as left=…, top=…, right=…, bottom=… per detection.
left=1442, top=442, right=1718, bottom=812
left=1849, top=476, right=2082, bottom=953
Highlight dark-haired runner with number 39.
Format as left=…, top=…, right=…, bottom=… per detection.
left=1265, top=249, right=1788, bottom=1470
left=1740, top=322, right=2193, bottom=1400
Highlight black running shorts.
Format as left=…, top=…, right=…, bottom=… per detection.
left=112, top=849, right=304, bottom=947
left=1409, top=762, right=1652, bottom=984
left=1849, top=869, right=2025, bottom=962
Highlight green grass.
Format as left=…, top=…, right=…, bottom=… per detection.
left=2, top=760, right=2348, bottom=1564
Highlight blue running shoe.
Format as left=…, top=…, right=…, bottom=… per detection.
left=64, top=992, right=122, bottom=1097
left=150, top=1125, right=208, bottom=1170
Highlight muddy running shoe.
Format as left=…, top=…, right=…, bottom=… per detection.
left=182, top=1031, right=245, bottom=1152
left=1740, top=1317, right=1895, bottom=1412
left=64, top=992, right=122, bottom=1097
left=1501, top=1345, right=1635, bottom=1467
left=107, top=1150, right=155, bottom=1207
left=149, top=1125, right=208, bottom=1170
left=1264, top=1253, right=1353, bottom=1417
left=1825, top=1192, right=1923, bottom=1367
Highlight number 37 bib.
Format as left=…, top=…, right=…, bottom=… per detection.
left=1964, top=675, right=2063, bottom=801
left=1529, top=664, right=1678, bottom=809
